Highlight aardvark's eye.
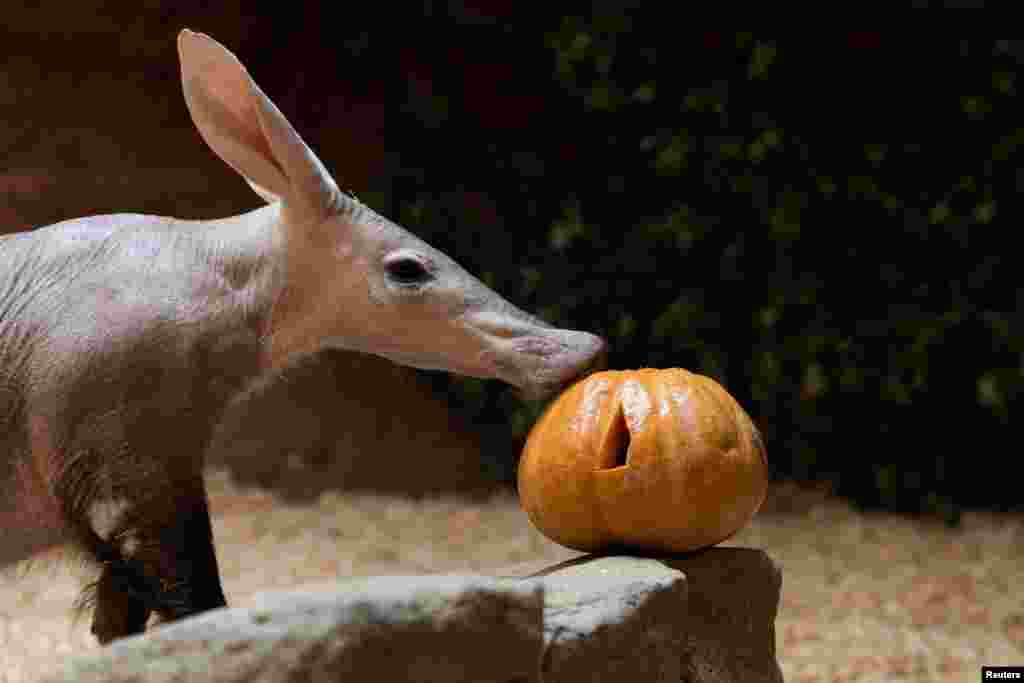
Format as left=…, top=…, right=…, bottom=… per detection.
left=385, top=255, right=432, bottom=285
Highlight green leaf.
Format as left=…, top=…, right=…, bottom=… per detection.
left=748, top=42, right=777, bottom=80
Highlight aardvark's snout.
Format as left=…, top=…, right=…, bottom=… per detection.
left=546, top=329, right=608, bottom=394
left=493, top=327, right=609, bottom=401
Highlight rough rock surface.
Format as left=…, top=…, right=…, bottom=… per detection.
left=46, top=549, right=782, bottom=683
left=527, top=549, right=783, bottom=682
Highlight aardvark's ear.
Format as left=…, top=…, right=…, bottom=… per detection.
left=177, top=29, right=340, bottom=219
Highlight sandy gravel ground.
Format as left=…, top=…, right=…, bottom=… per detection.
left=2, top=471, right=1022, bottom=682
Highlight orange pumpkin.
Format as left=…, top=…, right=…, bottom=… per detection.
left=517, top=368, right=768, bottom=554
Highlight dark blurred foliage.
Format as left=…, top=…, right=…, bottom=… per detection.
left=2, top=8, right=1020, bottom=520
left=374, top=20, right=1022, bottom=521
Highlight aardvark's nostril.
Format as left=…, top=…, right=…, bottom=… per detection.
left=576, top=335, right=608, bottom=377
left=557, top=334, right=608, bottom=392
left=587, top=340, right=609, bottom=374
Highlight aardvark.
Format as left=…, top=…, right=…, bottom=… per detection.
left=0, top=30, right=606, bottom=644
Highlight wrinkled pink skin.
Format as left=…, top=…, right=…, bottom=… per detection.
left=0, top=31, right=605, bottom=644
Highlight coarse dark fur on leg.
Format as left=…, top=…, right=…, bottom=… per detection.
left=72, top=482, right=228, bottom=644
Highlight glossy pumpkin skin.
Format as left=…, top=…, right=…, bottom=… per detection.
left=518, top=368, right=768, bottom=554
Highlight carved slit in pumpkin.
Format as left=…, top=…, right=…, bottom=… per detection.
left=597, top=402, right=631, bottom=471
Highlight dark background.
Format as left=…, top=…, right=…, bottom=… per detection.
left=2, top=7, right=1019, bottom=523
